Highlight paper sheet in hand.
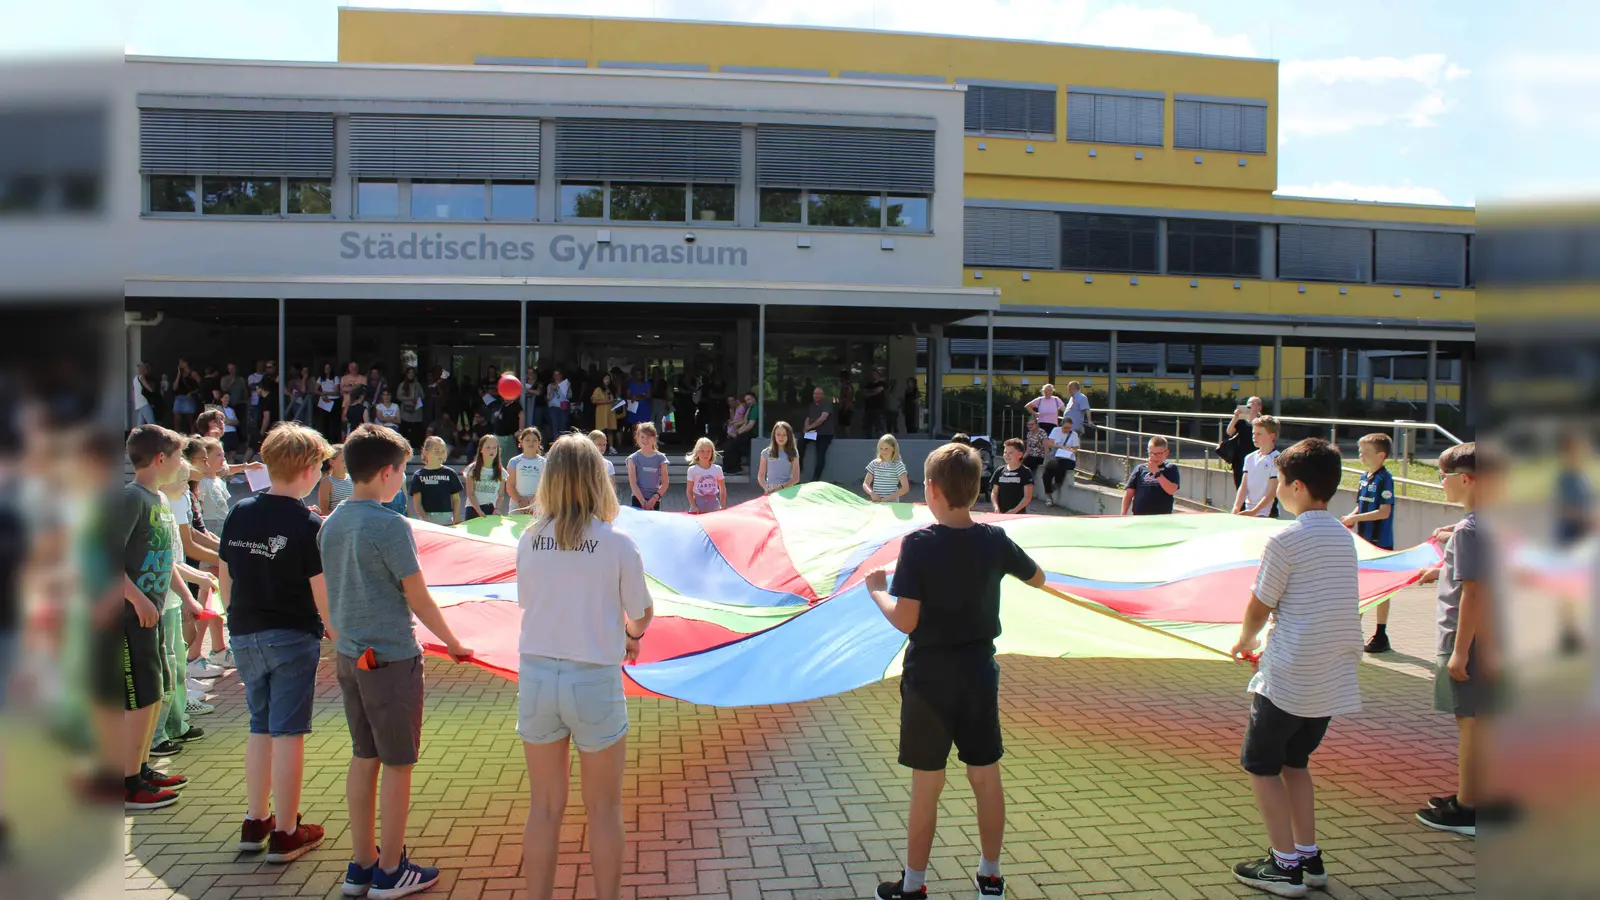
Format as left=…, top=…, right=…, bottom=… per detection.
left=804, top=431, right=818, bottom=441
left=245, top=467, right=272, bottom=492
left=627, top=400, right=639, bottom=414
left=317, top=398, right=335, bottom=412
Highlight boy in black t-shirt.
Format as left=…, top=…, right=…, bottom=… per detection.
left=864, top=443, right=1045, bottom=900
left=220, top=422, right=334, bottom=863
left=989, top=438, right=1034, bottom=514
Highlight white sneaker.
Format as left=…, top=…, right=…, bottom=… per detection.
left=187, top=658, right=225, bottom=679
left=207, top=649, right=236, bottom=670
left=186, top=698, right=216, bottom=716
left=186, top=676, right=214, bottom=692
left=1044, top=496, right=1055, bottom=507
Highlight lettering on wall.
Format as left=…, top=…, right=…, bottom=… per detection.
left=338, top=231, right=750, bottom=271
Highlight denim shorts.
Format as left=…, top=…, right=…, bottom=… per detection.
left=517, top=655, right=628, bottom=752
left=232, top=628, right=322, bottom=737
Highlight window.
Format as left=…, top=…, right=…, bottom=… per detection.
left=411, top=181, right=487, bottom=220
left=759, top=188, right=801, bottom=224
left=148, top=175, right=198, bottom=213
left=691, top=184, right=736, bottom=222
left=287, top=179, right=332, bottom=215
left=1278, top=224, right=1372, bottom=282
left=1384, top=355, right=1456, bottom=382
left=560, top=182, right=605, bottom=220
left=0, top=177, right=45, bottom=213
left=1067, top=89, right=1164, bottom=146
left=1167, top=219, right=1260, bottom=278
left=490, top=182, right=537, bottom=220
left=964, top=207, right=1059, bottom=269
left=200, top=177, right=280, bottom=216
left=1174, top=98, right=1268, bottom=153
left=609, top=183, right=687, bottom=222
left=1374, top=229, right=1467, bottom=287
left=963, top=84, right=1057, bottom=137
left=1060, top=213, right=1159, bottom=273
left=886, top=196, right=930, bottom=229
left=357, top=180, right=399, bottom=217
left=808, top=192, right=881, bottom=228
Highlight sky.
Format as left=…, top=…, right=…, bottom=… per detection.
left=5, top=0, right=1597, bottom=207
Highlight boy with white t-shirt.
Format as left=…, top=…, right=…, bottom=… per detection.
left=1234, top=415, right=1282, bottom=519
left=1227, top=438, right=1363, bottom=897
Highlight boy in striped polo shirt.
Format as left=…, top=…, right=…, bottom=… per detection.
left=1229, top=439, right=1364, bottom=898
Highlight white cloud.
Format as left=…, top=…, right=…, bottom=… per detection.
left=1277, top=181, right=1462, bottom=207
left=346, top=0, right=1260, bottom=57
left=1279, top=54, right=1470, bottom=140
left=1491, top=53, right=1600, bottom=137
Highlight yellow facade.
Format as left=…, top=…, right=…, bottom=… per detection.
left=339, top=9, right=1473, bottom=403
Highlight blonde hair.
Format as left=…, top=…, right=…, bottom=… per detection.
left=534, top=434, right=619, bottom=551
left=260, top=421, right=333, bottom=484
left=422, top=434, right=447, bottom=455
left=587, top=429, right=608, bottom=452
left=925, top=443, right=981, bottom=509
left=877, top=434, right=902, bottom=462
left=767, top=421, right=795, bottom=458
left=686, top=436, right=718, bottom=465
left=1251, top=415, right=1282, bottom=437
left=634, top=421, right=658, bottom=440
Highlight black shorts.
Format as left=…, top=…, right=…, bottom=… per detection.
left=1240, top=693, right=1330, bottom=776
left=93, top=603, right=164, bottom=711
left=464, top=503, right=495, bottom=521
left=899, top=656, right=1003, bottom=771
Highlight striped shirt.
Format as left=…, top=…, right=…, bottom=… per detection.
left=1246, top=509, right=1364, bottom=718
left=866, top=458, right=907, bottom=498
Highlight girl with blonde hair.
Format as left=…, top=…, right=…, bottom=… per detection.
left=684, top=436, right=726, bottom=514
left=515, top=434, right=653, bottom=900
left=863, top=433, right=909, bottom=502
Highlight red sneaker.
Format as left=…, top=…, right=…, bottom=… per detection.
left=141, top=766, right=188, bottom=791
left=266, top=814, right=325, bottom=863
left=239, top=814, right=277, bottom=852
left=124, top=782, right=179, bottom=811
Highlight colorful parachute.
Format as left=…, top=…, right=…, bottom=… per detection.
left=413, top=484, right=1441, bottom=707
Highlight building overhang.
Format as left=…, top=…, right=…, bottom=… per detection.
left=954, top=306, right=1475, bottom=343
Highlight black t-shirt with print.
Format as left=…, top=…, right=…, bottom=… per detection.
left=491, top=400, right=522, bottom=436
left=1125, top=462, right=1181, bottom=515
left=991, top=464, right=1034, bottom=512
left=219, top=493, right=325, bottom=637
left=408, top=466, right=464, bottom=513
left=890, top=523, right=1039, bottom=676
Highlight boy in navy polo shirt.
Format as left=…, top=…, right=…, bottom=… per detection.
left=1342, top=433, right=1397, bottom=653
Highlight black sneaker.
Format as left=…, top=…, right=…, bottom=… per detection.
left=876, top=878, right=928, bottom=900
left=1363, top=632, right=1390, bottom=654
left=1232, top=854, right=1306, bottom=898
left=149, top=740, right=184, bottom=757
left=1428, top=793, right=1456, bottom=809
left=975, top=872, right=1006, bottom=896
left=174, top=726, right=206, bottom=743
left=1416, top=797, right=1475, bottom=836
left=1298, top=851, right=1327, bottom=890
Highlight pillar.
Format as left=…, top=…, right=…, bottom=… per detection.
left=928, top=324, right=944, bottom=436
left=984, top=310, right=994, bottom=438
left=757, top=304, right=767, bottom=435
left=518, top=300, right=528, bottom=380
left=1106, top=329, right=1119, bottom=417
left=1425, top=340, right=1439, bottom=448
left=336, top=315, right=353, bottom=368
left=1191, top=343, right=1204, bottom=437
left=277, top=299, right=286, bottom=422
left=1259, top=224, right=1277, bottom=281
left=1328, top=349, right=1342, bottom=419
left=735, top=318, right=752, bottom=397
left=1272, top=336, right=1283, bottom=416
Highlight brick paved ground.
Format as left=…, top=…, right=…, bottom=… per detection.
left=111, top=575, right=1476, bottom=900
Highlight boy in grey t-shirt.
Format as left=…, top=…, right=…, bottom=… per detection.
left=318, top=424, right=473, bottom=898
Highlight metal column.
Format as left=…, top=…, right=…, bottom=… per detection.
left=757, top=304, right=767, bottom=436
left=1425, top=340, right=1438, bottom=448
left=985, top=310, right=994, bottom=438
left=518, top=300, right=528, bottom=382
left=1106, top=329, right=1119, bottom=422
left=1272, top=336, right=1283, bottom=416
left=277, top=298, right=286, bottom=423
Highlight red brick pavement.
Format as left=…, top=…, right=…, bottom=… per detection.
left=119, top=584, right=1472, bottom=900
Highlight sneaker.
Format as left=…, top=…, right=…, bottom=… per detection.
left=975, top=872, right=1006, bottom=896
left=875, top=878, right=928, bottom=900
left=1044, top=496, right=1055, bottom=507
left=1428, top=793, right=1456, bottom=809
left=125, top=781, right=180, bottom=811
left=239, top=814, right=277, bottom=852
left=343, top=856, right=378, bottom=897
left=266, top=814, right=325, bottom=863
left=1363, top=632, right=1391, bottom=654
left=1232, top=854, right=1306, bottom=898
left=1298, top=851, right=1327, bottom=890
left=187, top=676, right=215, bottom=692
left=367, top=849, right=440, bottom=899
left=207, top=648, right=236, bottom=670
left=188, top=658, right=225, bottom=679
left=140, top=765, right=188, bottom=792
left=149, top=740, right=184, bottom=757
left=1416, top=797, right=1475, bottom=836
left=186, top=697, right=216, bottom=716
left=174, top=726, right=206, bottom=743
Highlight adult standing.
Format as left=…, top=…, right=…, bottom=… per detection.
left=546, top=369, right=572, bottom=438
left=625, top=368, right=652, bottom=437
left=861, top=368, right=888, bottom=437
left=591, top=373, right=618, bottom=449
left=133, top=363, right=157, bottom=427
left=492, top=390, right=523, bottom=466
left=172, top=358, right=202, bottom=432
left=1025, top=383, right=1066, bottom=431
left=648, top=367, right=669, bottom=436
left=337, top=362, right=365, bottom=419
left=515, top=435, right=653, bottom=900
left=801, top=387, right=835, bottom=482
left=724, top=393, right=757, bottom=475
left=286, top=365, right=311, bottom=427
left=316, top=363, right=342, bottom=442
left=526, top=367, right=547, bottom=440
left=902, top=378, right=920, bottom=435
left=396, top=367, right=423, bottom=448
left=365, top=365, right=387, bottom=414
left=219, top=362, right=243, bottom=423
left=1063, top=381, right=1094, bottom=436
left=1121, top=436, right=1181, bottom=516
left=1224, top=396, right=1265, bottom=488
left=886, top=377, right=904, bottom=435
left=836, top=379, right=854, bottom=438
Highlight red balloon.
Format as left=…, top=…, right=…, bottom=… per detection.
left=497, top=373, right=522, bottom=401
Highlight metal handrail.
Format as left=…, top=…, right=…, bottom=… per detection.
left=1100, top=406, right=1463, bottom=445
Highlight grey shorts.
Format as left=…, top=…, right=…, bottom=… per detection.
left=1433, top=650, right=1492, bottom=718
left=517, top=655, right=628, bottom=752
left=335, top=653, right=425, bottom=766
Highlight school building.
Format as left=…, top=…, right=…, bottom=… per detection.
left=117, top=8, right=1472, bottom=439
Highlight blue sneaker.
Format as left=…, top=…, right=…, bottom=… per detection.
left=367, top=848, right=439, bottom=899
left=342, top=856, right=377, bottom=897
